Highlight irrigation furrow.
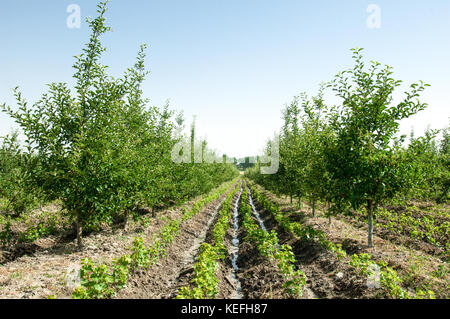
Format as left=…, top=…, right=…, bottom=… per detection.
left=114, top=181, right=238, bottom=299
left=237, top=184, right=310, bottom=298
left=178, top=197, right=226, bottom=270
left=248, top=188, right=268, bottom=232
left=229, top=186, right=244, bottom=299
left=173, top=182, right=243, bottom=299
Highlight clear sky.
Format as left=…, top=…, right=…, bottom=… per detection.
left=1, top=0, right=449, bottom=158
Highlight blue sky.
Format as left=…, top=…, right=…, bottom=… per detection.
left=1, top=0, right=449, bottom=157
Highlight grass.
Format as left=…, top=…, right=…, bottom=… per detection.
left=11, top=271, right=23, bottom=280
left=431, top=264, right=448, bottom=278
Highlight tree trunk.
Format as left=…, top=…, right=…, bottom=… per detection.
left=290, top=194, right=293, bottom=204
left=327, top=202, right=331, bottom=225
left=296, top=192, right=302, bottom=208
left=76, top=211, right=83, bottom=249
left=312, top=200, right=316, bottom=217
left=151, top=207, right=156, bottom=218
left=123, top=209, right=129, bottom=230
left=367, top=201, right=374, bottom=248
left=5, top=191, right=18, bottom=213
left=437, top=184, right=449, bottom=203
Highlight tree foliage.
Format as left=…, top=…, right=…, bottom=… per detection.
left=1, top=1, right=238, bottom=248
left=246, top=48, right=444, bottom=248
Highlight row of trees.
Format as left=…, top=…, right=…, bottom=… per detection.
left=0, top=132, right=44, bottom=215
left=0, top=1, right=238, bottom=248
left=247, top=48, right=449, bottom=247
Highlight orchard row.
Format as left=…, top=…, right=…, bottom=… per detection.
left=0, top=1, right=239, bottom=249
left=246, top=49, right=449, bottom=248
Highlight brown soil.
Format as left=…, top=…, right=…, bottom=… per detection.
left=235, top=239, right=289, bottom=299
left=232, top=188, right=295, bottom=299
left=116, top=188, right=233, bottom=299
left=306, top=216, right=449, bottom=298
left=164, top=191, right=241, bottom=299
left=385, top=201, right=450, bottom=223
left=250, top=192, right=376, bottom=299
left=253, top=185, right=449, bottom=299
left=0, top=204, right=69, bottom=264
left=0, top=193, right=216, bottom=299
left=338, top=214, right=447, bottom=260
left=0, top=203, right=175, bottom=265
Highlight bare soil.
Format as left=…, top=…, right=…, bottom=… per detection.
left=0, top=195, right=209, bottom=299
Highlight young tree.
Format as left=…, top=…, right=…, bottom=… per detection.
left=1, top=1, right=149, bottom=248
left=326, top=48, right=429, bottom=247
left=280, top=97, right=305, bottom=204
left=297, top=87, right=331, bottom=217
left=0, top=132, right=43, bottom=215
left=1, top=0, right=239, bottom=248
left=438, top=126, right=450, bottom=203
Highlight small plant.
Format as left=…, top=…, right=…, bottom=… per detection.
left=139, top=216, right=151, bottom=228
left=111, top=255, right=131, bottom=289
left=72, top=258, right=115, bottom=299
left=176, top=183, right=240, bottom=299
left=130, top=237, right=150, bottom=271
left=275, top=244, right=307, bottom=297
left=0, top=218, right=13, bottom=246
left=416, top=288, right=436, bottom=299
left=350, top=253, right=410, bottom=299
left=176, top=243, right=220, bottom=299
left=240, top=185, right=306, bottom=297
left=431, top=264, right=448, bottom=278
